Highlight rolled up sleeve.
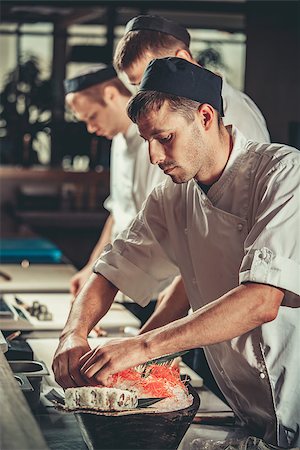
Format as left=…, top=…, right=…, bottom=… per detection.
left=240, top=247, right=300, bottom=295
left=93, top=186, right=179, bottom=306
left=239, top=154, right=300, bottom=297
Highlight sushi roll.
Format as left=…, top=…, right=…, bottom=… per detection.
left=64, top=386, right=138, bottom=411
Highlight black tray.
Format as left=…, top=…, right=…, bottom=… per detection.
left=75, top=384, right=200, bottom=450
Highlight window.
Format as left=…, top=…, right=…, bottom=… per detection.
left=189, top=28, right=246, bottom=91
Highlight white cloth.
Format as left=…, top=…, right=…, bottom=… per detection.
left=104, top=123, right=166, bottom=240
left=95, top=127, right=300, bottom=448
left=222, top=79, right=270, bottom=143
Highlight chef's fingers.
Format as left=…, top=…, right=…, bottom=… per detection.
left=92, top=363, right=112, bottom=386
left=80, top=350, right=109, bottom=379
left=93, top=325, right=107, bottom=337
left=70, top=283, right=78, bottom=298
left=80, top=361, right=112, bottom=386
left=79, top=344, right=109, bottom=367
left=79, top=348, right=94, bottom=365
left=55, top=358, right=77, bottom=389
left=79, top=349, right=107, bottom=385
left=65, top=345, right=92, bottom=387
left=80, top=357, right=106, bottom=378
left=69, top=359, right=88, bottom=387
left=80, top=362, right=105, bottom=385
left=53, top=350, right=87, bottom=389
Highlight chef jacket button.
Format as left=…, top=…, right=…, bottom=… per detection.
left=260, top=372, right=266, bottom=379
left=184, top=228, right=188, bottom=234
left=192, top=278, right=197, bottom=285
left=237, top=224, right=243, bottom=231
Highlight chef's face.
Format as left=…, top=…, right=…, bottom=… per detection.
left=68, top=93, right=122, bottom=140
left=124, top=50, right=194, bottom=87
left=124, top=55, right=152, bottom=86
left=137, top=101, right=214, bottom=184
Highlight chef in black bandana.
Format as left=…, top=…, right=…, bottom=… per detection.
left=64, top=64, right=166, bottom=298
left=54, top=58, right=300, bottom=449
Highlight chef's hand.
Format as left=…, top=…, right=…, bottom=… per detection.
left=79, top=337, right=149, bottom=386
left=52, top=334, right=92, bottom=389
left=70, top=265, right=92, bottom=300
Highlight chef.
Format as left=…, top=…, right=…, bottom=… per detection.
left=53, top=58, right=300, bottom=448
left=114, top=14, right=270, bottom=143
left=113, top=15, right=272, bottom=387
left=64, top=64, right=166, bottom=297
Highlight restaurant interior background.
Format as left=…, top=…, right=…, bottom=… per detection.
left=1, top=0, right=299, bottom=270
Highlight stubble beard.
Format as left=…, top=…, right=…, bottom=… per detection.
left=159, top=162, right=187, bottom=184
left=160, top=122, right=207, bottom=184
left=169, top=169, right=190, bottom=184
left=171, top=129, right=204, bottom=184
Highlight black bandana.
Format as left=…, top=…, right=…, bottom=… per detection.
left=125, top=15, right=190, bottom=47
left=64, top=64, right=117, bottom=94
left=139, top=57, right=224, bottom=116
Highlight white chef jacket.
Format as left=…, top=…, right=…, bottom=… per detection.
left=104, top=123, right=166, bottom=240
left=222, top=78, right=270, bottom=143
left=95, top=127, right=300, bottom=447
left=105, top=81, right=269, bottom=241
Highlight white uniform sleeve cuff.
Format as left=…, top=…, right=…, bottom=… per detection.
left=93, top=250, right=159, bottom=307
left=239, top=247, right=300, bottom=295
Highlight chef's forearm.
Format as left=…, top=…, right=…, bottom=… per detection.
left=140, top=283, right=189, bottom=333
left=61, top=273, right=118, bottom=340
left=87, top=215, right=114, bottom=266
left=142, top=282, right=284, bottom=359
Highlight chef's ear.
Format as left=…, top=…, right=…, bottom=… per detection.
left=102, top=85, right=118, bottom=104
left=197, top=104, right=215, bottom=130
left=175, top=48, right=194, bottom=63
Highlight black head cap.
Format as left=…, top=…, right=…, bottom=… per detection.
left=139, top=57, right=224, bottom=116
left=64, top=64, right=117, bottom=94
left=125, top=15, right=190, bottom=47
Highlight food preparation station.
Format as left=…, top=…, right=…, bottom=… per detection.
left=1, top=258, right=238, bottom=450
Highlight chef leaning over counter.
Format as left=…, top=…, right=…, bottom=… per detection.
left=64, top=64, right=166, bottom=298
left=113, top=13, right=271, bottom=340
left=53, top=58, right=300, bottom=448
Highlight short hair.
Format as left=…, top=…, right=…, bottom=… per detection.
left=114, top=30, right=192, bottom=72
left=127, top=91, right=200, bottom=124
left=66, top=77, right=132, bottom=107
left=127, top=90, right=222, bottom=127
